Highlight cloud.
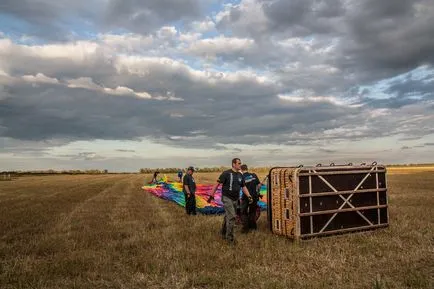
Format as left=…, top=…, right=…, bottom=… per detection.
left=186, top=36, right=255, bottom=58
left=1, top=36, right=433, bottom=151
left=66, top=77, right=152, bottom=99
left=116, top=149, right=136, bottom=153
left=0, top=0, right=101, bottom=40
left=277, top=91, right=355, bottom=107
left=0, top=0, right=434, bottom=170
left=0, top=38, right=111, bottom=80
left=103, top=0, right=205, bottom=35
left=342, top=0, right=434, bottom=74
left=59, top=152, right=105, bottom=160
left=318, top=148, right=336, bottom=153
left=190, top=18, right=216, bottom=33
left=0, top=137, right=69, bottom=156
left=213, top=0, right=434, bottom=94
left=22, top=73, right=59, bottom=84
left=385, top=69, right=434, bottom=100
left=215, top=0, right=269, bottom=38
left=179, top=32, right=202, bottom=43
left=0, top=38, right=279, bottom=144
left=98, top=33, right=154, bottom=53
left=156, top=26, right=178, bottom=39
left=0, top=0, right=207, bottom=40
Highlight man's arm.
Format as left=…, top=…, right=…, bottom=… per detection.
left=184, top=185, right=191, bottom=196
left=255, top=174, right=262, bottom=192
left=242, top=186, right=252, bottom=199
left=256, top=183, right=263, bottom=199
left=209, top=172, right=225, bottom=198
left=206, top=182, right=220, bottom=203
left=183, top=176, right=191, bottom=196
left=210, top=182, right=220, bottom=197
left=256, top=183, right=262, bottom=192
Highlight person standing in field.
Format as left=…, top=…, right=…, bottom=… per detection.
left=183, top=166, right=197, bottom=215
left=151, top=171, right=160, bottom=183
left=239, top=164, right=261, bottom=233
left=177, top=169, right=183, bottom=182
left=209, top=158, right=253, bottom=244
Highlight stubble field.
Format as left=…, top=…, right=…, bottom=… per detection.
left=0, top=169, right=433, bottom=289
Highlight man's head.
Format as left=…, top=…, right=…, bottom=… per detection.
left=187, top=166, right=195, bottom=174
left=241, top=164, right=248, bottom=172
left=232, top=158, right=242, bottom=171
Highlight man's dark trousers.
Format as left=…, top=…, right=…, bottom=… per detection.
left=241, top=199, right=258, bottom=232
left=184, top=193, right=196, bottom=215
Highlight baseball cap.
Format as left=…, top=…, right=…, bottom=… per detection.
left=187, top=166, right=195, bottom=171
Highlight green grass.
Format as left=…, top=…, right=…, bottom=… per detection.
left=0, top=172, right=433, bottom=288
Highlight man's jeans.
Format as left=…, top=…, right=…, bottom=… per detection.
left=221, top=195, right=238, bottom=241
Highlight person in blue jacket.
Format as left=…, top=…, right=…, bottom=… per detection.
left=177, top=169, right=183, bottom=182
left=240, top=164, right=262, bottom=233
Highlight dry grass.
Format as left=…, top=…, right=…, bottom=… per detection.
left=387, top=166, right=434, bottom=174
left=0, top=171, right=433, bottom=289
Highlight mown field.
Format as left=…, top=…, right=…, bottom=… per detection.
left=0, top=169, right=433, bottom=289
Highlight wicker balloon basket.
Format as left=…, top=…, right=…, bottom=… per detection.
left=267, top=163, right=389, bottom=240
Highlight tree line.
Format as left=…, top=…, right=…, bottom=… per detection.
left=139, top=167, right=273, bottom=173
left=1, top=169, right=110, bottom=176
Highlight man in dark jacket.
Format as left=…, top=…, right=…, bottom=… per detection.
left=183, top=166, right=197, bottom=215
left=209, top=158, right=253, bottom=244
left=240, top=164, right=261, bottom=233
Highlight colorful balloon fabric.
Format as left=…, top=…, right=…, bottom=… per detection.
left=142, top=177, right=268, bottom=215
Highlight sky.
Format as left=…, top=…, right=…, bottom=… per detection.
left=0, top=0, right=433, bottom=172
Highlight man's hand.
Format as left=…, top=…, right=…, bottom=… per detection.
left=208, top=183, right=220, bottom=203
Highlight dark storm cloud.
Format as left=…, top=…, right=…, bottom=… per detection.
left=0, top=0, right=60, bottom=23
left=0, top=0, right=100, bottom=40
left=216, top=0, right=346, bottom=38
left=341, top=0, right=434, bottom=81
left=0, top=65, right=365, bottom=149
left=262, top=0, right=345, bottom=36
left=214, top=0, right=434, bottom=95
left=1, top=32, right=433, bottom=152
left=0, top=83, right=162, bottom=141
left=0, top=0, right=207, bottom=40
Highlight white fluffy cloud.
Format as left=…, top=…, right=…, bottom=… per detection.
left=186, top=36, right=255, bottom=58
left=190, top=19, right=216, bottom=32
left=22, top=73, right=59, bottom=84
